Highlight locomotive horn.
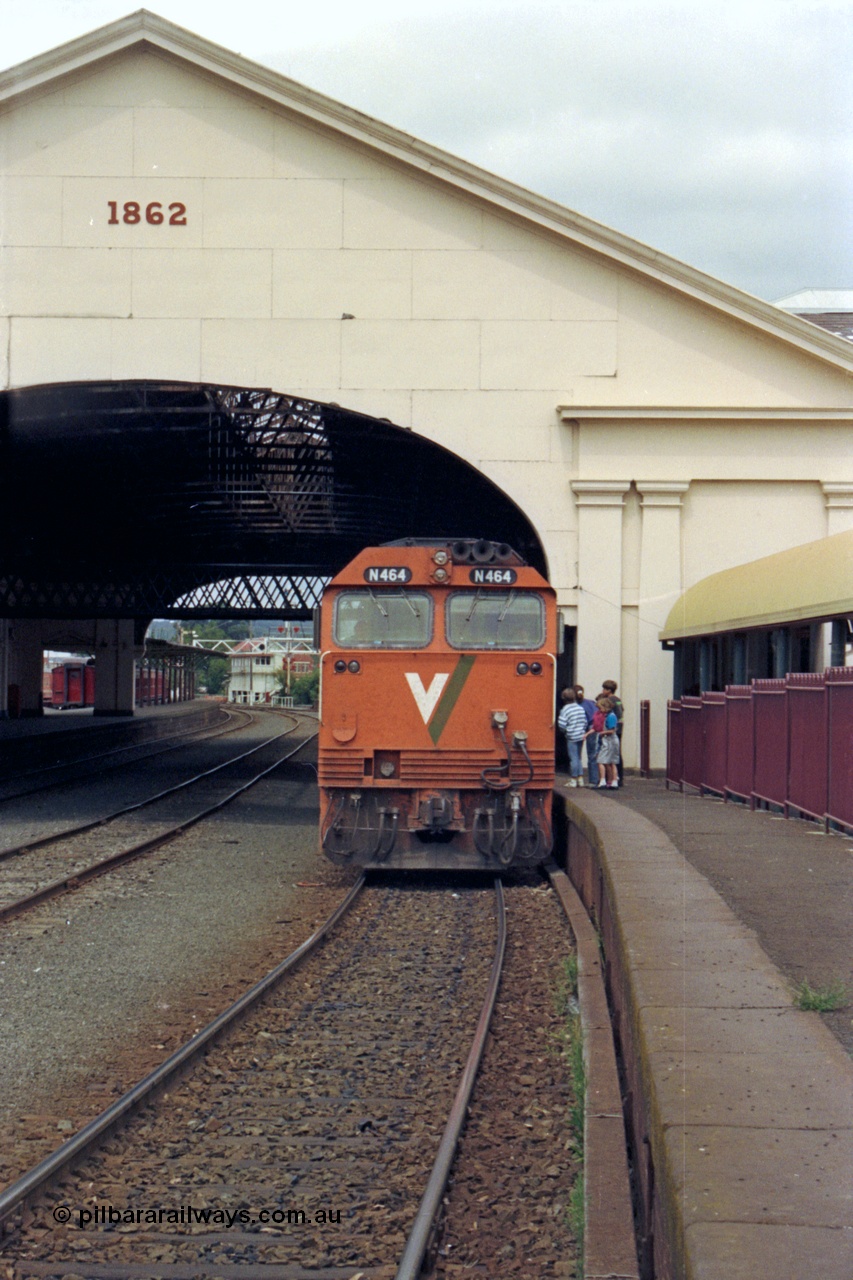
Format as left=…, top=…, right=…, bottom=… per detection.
left=471, top=540, right=495, bottom=563
left=451, top=539, right=473, bottom=562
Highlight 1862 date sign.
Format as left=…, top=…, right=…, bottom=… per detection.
left=107, top=201, right=187, bottom=226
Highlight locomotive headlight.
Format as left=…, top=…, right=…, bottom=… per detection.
left=434, top=567, right=449, bottom=581
left=347, top=660, right=361, bottom=674
left=334, top=660, right=347, bottom=673
left=516, top=662, right=529, bottom=675
left=433, top=550, right=449, bottom=565
left=530, top=662, right=543, bottom=675
left=379, top=761, right=395, bottom=778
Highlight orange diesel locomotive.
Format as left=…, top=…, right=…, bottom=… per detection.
left=318, top=539, right=557, bottom=870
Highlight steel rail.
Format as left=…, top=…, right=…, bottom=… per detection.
left=0, top=713, right=302, bottom=865
left=0, top=873, right=365, bottom=1229
left=0, top=729, right=318, bottom=923
left=0, top=705, right=252, bottom=802
left=395, top=876, right=507, bottom=1280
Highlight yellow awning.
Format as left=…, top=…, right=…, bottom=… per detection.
left=660, top=529, right=853, bottom=641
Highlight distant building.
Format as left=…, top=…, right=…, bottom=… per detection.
left=774, top=291, right=853, bottom=342
left=227, top=636, right=316, bottom=705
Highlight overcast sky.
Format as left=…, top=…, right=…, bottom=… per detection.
left=2, top=0, right=851, bottom=302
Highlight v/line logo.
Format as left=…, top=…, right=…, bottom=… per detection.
left=404, top=672, right=448, bottom=722
left=404, top=656, right=476, bottom=743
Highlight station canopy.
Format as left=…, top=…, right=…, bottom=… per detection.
left=660, top=528, right=853, bottom=641
left=0, top=381, right=544, bottom=620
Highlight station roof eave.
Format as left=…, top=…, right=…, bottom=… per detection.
left=660, top=529, right=853, bottom=642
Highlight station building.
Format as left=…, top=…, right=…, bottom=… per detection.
left=1, top=11, right=852, bottom=766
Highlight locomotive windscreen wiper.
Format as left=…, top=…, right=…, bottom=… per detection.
left=463, top=590, right=484, bottom=625
left=368, top=588, right=388, bottom=618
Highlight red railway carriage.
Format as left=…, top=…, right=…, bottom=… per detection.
left=49, top=662, right=96, bottom=709
left=318, top=539, right=557, bottom=871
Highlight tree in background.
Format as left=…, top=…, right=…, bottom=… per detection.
left=175, top=620, right=248, bottom=696
left=275, top=664, right=319, bottom=706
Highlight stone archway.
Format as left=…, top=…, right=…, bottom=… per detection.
left=0, top=380, right=546, bottom=621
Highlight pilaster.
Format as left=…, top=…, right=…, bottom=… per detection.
left=570, top=481, right=631, bottom=696
left=637, top=483, right=689, bottom=764
left=823, top=484, right=853, bottom=534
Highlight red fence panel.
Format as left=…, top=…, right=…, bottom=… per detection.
left=750, top=679, right=788, bottom=809
left=725, top=685, right=754, bottom=803
left=666, top=700, right=683, bottom=789
left=640, top=700, right=651, bottom=777
left=787, top=673, right=828, bottom=822
left=681, top=696, right=704, bottom=791
left=701, top=691, right=727, bottom=796
left=668, top=667, right=849, bottom=830
left=827, top=667, right=853, bottom=832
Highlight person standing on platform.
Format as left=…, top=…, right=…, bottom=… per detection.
left=600, top=680, right=624, bottom=785
left=558, top=688, right=588, bottom=787
left=574, top=684, right=599, bottom=787
left=595, top=695, right=620, bottom=789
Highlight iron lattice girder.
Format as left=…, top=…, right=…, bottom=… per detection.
left=0, top=380, right=543, bottom=618
left=0, top=570, right=328, bottom=620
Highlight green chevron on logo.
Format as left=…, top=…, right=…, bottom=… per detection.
left=427, top=654, right=476, bottom=744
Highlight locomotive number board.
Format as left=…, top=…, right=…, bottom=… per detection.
left=469, top=568, right=517, bottom=584
left=363, top=567, right=413, bottom=583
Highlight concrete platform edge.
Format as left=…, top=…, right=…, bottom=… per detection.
left=547, top=858, right=641, bottom=1280
left=554, top=788, right=853, bottom=1280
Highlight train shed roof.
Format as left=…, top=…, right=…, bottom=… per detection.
left=660, top=529, right=853, bottom=641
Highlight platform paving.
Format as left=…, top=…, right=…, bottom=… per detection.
left=0, top=701, right=224, bottom=773
left=561, top=781, right=853, bottom=1280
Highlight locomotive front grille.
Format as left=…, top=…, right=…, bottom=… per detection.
left=319, top=747, right=555, bottom=788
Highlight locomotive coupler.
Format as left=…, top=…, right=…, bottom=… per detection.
left=418, top=792, right=454, bottom=830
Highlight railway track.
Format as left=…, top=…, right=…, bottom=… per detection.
left=0, top=877, right=508, bottom=1278
left=0, top=715, right=317, bottom=923
left=0, top=706, right=253, bottom=803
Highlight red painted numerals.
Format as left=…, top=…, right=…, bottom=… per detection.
left=107, top=201, right=187, bottom=226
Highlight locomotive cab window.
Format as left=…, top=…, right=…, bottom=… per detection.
left=333, top=589, right=433, bottom=648
left=446, top=591, right=546, bottom=649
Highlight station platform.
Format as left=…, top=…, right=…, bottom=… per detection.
left=0, top=700, right=225, bottom=774
left=556, top=774, right=853, bottom=1280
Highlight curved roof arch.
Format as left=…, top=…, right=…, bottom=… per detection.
left=0, top=380, right=546, bottom=619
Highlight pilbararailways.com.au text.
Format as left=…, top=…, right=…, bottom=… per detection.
left=52, top=1204, right=342, bottom=1229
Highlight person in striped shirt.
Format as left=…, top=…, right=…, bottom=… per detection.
left=558, top=687, right=589, bottom=787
